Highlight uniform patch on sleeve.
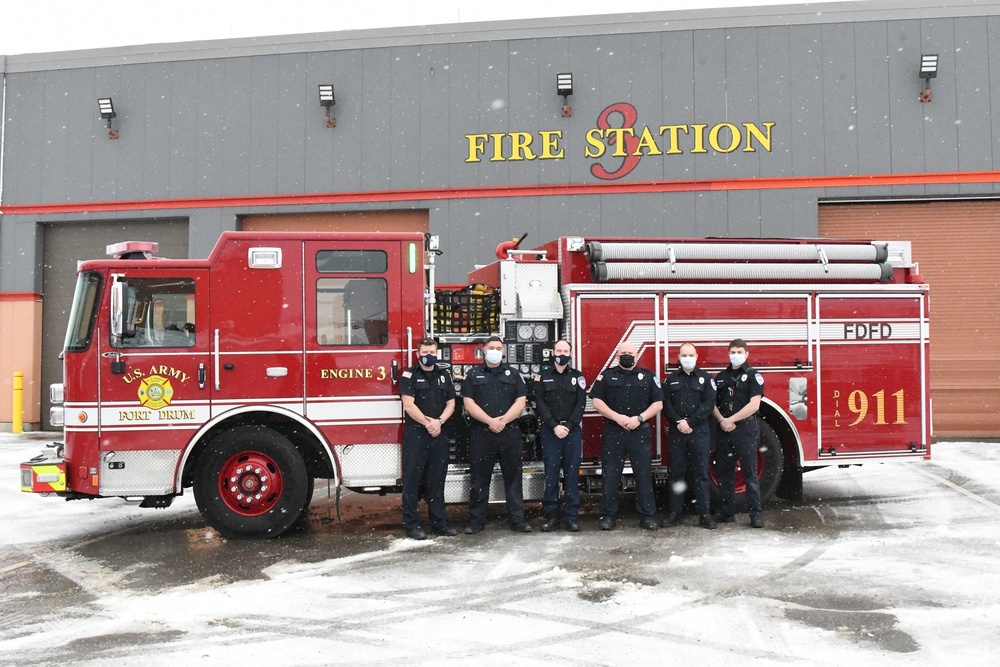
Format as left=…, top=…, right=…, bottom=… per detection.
left=711, top=379, right=717, bottom=390
left=653, top=376, right=661, bottom=388
left=401, top=371, right=412, bottom=378
left=596, top=374, right=603, bottom=382
left=578, top=375, right=587, bottom=389
left=755, top=373, right=764, bottom=385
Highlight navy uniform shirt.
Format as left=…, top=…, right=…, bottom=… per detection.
left=399, top=363, right=456, bottom=426
left=714, top=362, right=764, bottom=418
left=534, top=365, right=587, bottom=430
left=589, top=365, right=664, bottom=430
left=663, top=367, right=717, bottom=430
left=462, top=362, right=528, bottom=425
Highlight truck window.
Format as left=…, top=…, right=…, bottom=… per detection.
left=116, top=278, right=197, bottom=349
left=316, top=250, right=388, bottom=274
left=65, top=272, right=103, bottom=352
left=316, top=278, right=388, bottom=346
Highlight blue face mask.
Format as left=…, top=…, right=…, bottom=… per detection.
left=484, top=349, right=504, bottom=365
left=419, top=353, right=437, bottom=367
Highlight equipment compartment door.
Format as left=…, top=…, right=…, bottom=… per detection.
left=574, top=293, right=662, bottom=463
left=210, top=239, right=305, bottom=414
left=817, top=294, right=929, bottom=457
left=304, top=240, right=408, bottom=448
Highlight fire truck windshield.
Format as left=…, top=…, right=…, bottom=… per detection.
left=64, top=272, right=103, bottom=352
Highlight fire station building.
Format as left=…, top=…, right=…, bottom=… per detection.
left=0, top=0, right=998, bottom=435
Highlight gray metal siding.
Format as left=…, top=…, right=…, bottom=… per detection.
left=992, top=15, right=1000, bottom=195
left=758, top=26, right=793, bottom=179
left=1, top=5, right=1000, bottom=286
left=854, top=21, right=893, bottom=200
left=9, top=25, right=973, bottom=204
left=955, top=18, right=992, bottom=174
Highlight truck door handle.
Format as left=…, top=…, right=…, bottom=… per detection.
left=198, top=362, right=206, bottom=389
left=391, top=359, right=399, bottom=384
left=224, top=363, right=235, bottom=371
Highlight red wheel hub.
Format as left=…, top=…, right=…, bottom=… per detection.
left=217, top=450, right=284, bottom=517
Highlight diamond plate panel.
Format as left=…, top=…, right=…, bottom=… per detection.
left=442, top=467, right=545, bottom=503
left=100, top=450, right=181, bottom=496
left=335, top=443, right=401, bottom=486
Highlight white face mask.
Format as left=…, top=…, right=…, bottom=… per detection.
left=729, top=353, right=747, bottom=368
left=484, top=349, right=504, bottom=365
left=679, top=357, right=697, bottom=370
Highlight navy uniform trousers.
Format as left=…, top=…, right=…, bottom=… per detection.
left=467, top=425, right=525, bottom=528
left=600, top=425, right=656, bottom=520
left=714, top=418, right=762, bottom=517
left=401, top=426, right=450, bottom=531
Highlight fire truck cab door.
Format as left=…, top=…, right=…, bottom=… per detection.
left=100, top=270, right=210, bottom=449
left=303, top=240, right=410, bottom=448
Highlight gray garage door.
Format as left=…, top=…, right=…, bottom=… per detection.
left=41, top=220, right=189, bottom=429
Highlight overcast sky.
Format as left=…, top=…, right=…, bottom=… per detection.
left=1, top=0, right=834, bottom=56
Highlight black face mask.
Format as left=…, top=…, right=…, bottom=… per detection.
left=619, top=354, right=635, bottom=369
left=419, top=354, right=437, bottom=367
left=553, top=354, right=572, bottom=367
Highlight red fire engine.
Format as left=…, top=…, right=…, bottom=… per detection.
left=21, top=232, right=931, bottom=538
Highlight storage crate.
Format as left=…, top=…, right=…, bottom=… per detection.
left=434, top=287, right=499, bottom=334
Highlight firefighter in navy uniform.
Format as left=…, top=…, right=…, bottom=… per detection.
left=661, top=343, right=718, bottom=529
left=399, top=338, right=458, bottom=540
left=534, top=339, right=587, bottom=533
left=712, top=338, right=766, bottom=528
left=462, top=335, right=531, bottom=534
left=590, top=342, right=664, bottom=531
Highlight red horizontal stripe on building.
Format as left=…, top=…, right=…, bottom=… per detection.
left=2, top=171, right=999, bottom=216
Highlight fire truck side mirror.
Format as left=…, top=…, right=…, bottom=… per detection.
left=109, top=279, right=137, bottom=345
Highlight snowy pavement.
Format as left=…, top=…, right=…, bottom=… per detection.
left=2, top=432, right=999, bottom=665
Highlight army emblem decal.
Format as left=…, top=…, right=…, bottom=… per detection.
left=138, top=375, right=174, bottom=410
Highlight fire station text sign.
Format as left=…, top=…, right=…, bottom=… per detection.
left=465, top=102, right=775, bottom=181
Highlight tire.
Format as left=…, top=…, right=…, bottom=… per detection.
left=289, top=475, right=316, bottom=532
left=709, top=418, right=784, bottom=513
left=193, top=425, right=309, bottom=539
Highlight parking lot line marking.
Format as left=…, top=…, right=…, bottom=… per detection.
left=0, top=560, right=33, bottom=575
left=905, top=463, right=1000, bottom=513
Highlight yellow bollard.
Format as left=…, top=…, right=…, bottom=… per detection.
left=13, top=371, right=23, bottom=434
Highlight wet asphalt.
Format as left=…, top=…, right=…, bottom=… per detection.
left=2, top=438, right=999, bottom=665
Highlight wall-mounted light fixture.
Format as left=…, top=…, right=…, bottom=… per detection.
left=556, top=73, right=573, bottom=117
left=919, top=54, right=938, bottom=103
left=98, top=97, right=118, bottom=139
left=318, top=84, right=336, bottom=128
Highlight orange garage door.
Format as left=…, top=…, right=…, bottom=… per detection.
left=820, top=200, right=1000, bottom=438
